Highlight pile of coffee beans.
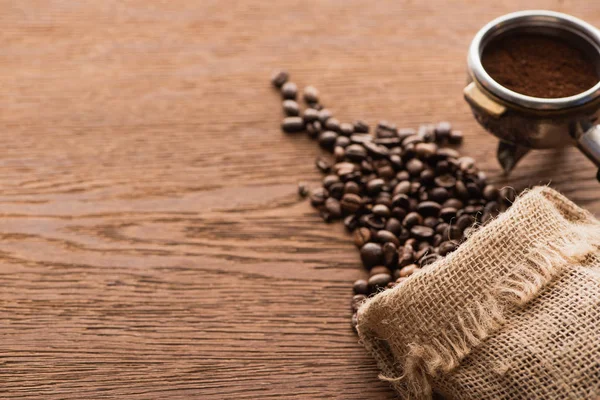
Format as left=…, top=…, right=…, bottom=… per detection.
left=271, top=70, right=516, bottom=332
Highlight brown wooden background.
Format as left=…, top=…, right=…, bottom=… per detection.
left=1, top=1, right=599, bottom=399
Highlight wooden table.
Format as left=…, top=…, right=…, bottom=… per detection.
left=2, top=1, right=599, bottom=398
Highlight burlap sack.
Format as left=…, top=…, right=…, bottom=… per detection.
left=357, top=186, right=600, bottom=399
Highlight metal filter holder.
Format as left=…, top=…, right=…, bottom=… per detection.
left=464, top=10, right=600, bottom=181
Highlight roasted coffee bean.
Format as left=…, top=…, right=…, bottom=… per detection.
left=396, top=170, right=410, bottom=181
left=368, top=273, right=392, bottom=291
left=318, top=130, right=338, bottom=150
left=325, top=118, right=341, bottom=132
left=484, top=201, right=499, bottom=215
left=360, top=243, right=384, bottom=269
left=406, top=158, right=425, bottom=176
left=417, top=201, right=442, bottom=217
left=391, top=207, right=407, bottom=221
left=443, top=198, right=464, bottom=209
left=283, top=100, right=300, bottom=116
left=420, top=169, right=436, bottom=185
left=281, top=82, right=298, bottom=99
left=367, top=178, right=385, bottom=195
left=403, top=211, right=422, bottom=228
left=364, top=214, right=386, bottom=230
left=458, top=156, right=476, bottom=171
left=328, top=182, right=344, bottom=199
left=353, top=227, right=371, bottom=248
left=343, top=214, right=358, bottom=231
left=345, top=144, right=368, bottom=162
left=391, top=193, right=410, bottom=210
left=399, top=245, right=414, bottom=267
left=456, top=214, right=474, bottom=231
left=341, top=193, right=362, bottom=214
left=481, top=212, right=493, bottom=224
left=414, top=246, right=431, bottom=261
left=353, top=279, right=369, bottom=295
left=454, top=180, right=469, bottom=200
left=500, top=186, right=516, bottom=203
left=340, top=123, right=354, bottom=136
left=315, top=157, right=331, bottom=173
left=440, top=207, right=457, bottom=222
left=397, top=227, right=410, bottom=242
left=370, top=266, right=392, bottom=277
left=435, top=160, right=451, bottom=175
left=271, top=70, right=289, bottom=88
left=303, top=85, right=319, bottom=104
left=308, top=103, right=323, bottom=110
left=378, top=120, right=397, bottom=132
left=344, top=181, right=360, bottom=195
left=448, top=130, right=464, bottom=144
left=397, top=128, right=416, bottom=141
left=335, top=136, right=351, bottom=149
left=444, top=225, right=462, bottom=241
left=429, top=187, right=449, bottom=203
left=438, top=241, right=458, bottom=256
left=435, top=121, right=452, bottom=142
left=323, top=175, right=340, bottom=189
left=325, top=197, right=342, bottom=218
left=319, top=208, right=332, bottom=222
left=411, top=225, right=435, bottom=240
left=310, top=187, right=328, bottom=206
left=436, top=222, right=449, bottom=235
left=420, top=254, right=439, bottom=266
left=405, top=238, right=418, bottom=249
left=418, top=124, right=436, bottom=142
left=378, top=165, right=395, bottom=180
left=434, top=174, right=457, bottom=189
left=399, top=264, right=419, bottom=278
left=409, top=197, right=419, bottom=211
left=416, top=142, right=438, bottom=158
left=376, top=230, right=400, bottom=246
left=482, top=184, right=499, bottom=201
left=282, top=117, right=304, bottom=133
left=298, top=182, right=309, bottom=197
left=393, top=181, right=411, bottom=196
left=423, top=216, right=439, bottom=229
left=363, top=141, right=390, bottom=158
left=303, top=108, right=319, bottom=123
left=306, top=121, right=322, bottom=138
left=382, top=242, right=399, bottom=267
left=373, top=204, right=391, bottom=218
left=385, top=218, right=403, bottom=235
left=432, top=234, right=443, bottom=247
left=333, top=146, right=345, bottom=162
left=318, top=109, right=332, bottom=124
left=353, top=120, right=369, bottom=133
left=351, top=294, right=367, bottom=312
left=466, top=182, right=481, bottom=198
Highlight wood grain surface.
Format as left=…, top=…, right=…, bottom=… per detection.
left=1, top=1, right=599, bottom=399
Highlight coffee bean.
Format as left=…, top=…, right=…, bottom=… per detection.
left=302, top=108, right=319, bottom=123
left=456, top=214, right=474, bottom=231
left=416, top=142, right=438, bottom=158
left=420, top=254, right=439, bottom=266
left=315, top=157, right=331, bottom=173
left=432, top=234, right=443, bottom=247
left=353, top=227, right=371, bottom=248
left=341, top=194, right=362, bottom=215
left=318, top=131, right=338, bottom=150
left=448, top=130, right=464, bottom=144
left=418, top=124, right=436, bottom=142
left=434, top=174, right=457, bottom=189
left=325, top=197, right=342, bottom=219
left=444, top=225, right=462, bottom=241
left=306, top=121, right=322, bottom=138
left=411, top=225, right=435, bottom=240
left=399, top=264, right=419, bottom=277
left=420, top=169, right=436, bottom=185
left=318, top=109, right=332, bottom=124
left=364, top=214, right=385, bottom=230
left=393, top=181, right=411, bottom=196
left=466, top=182, right=481, bottom=198
left=484, top=201, right=499, bottom=215
left=283, top=100, right=300, bottom=116
left=417, top=201, right=442, bottom=217
left=367, top=178, right=385, bottom=195
left=303, top=85, right=319, bottom=103
left=435, top=160, right=451, bottom=175
left=392, top=193, right=410, bottom=209
left=281, top=82, right=298, bottom=99
left=458, top=157, right=476, bottom=171
left=363, top=141, right=390, bottom=159
left=325, top=118, right=341, bottom=132
left=353, top=120, right=369, bottom=133
left=429, top=187, right=449, bottom=203
left=454, top=180, right=469, bottom=200
left=373, top=204, right=391, bottom=218
left=351, top=294, right=367, bottom=312
left=435, top=121, right=452, bottom=142
left=271, top=70, right=289, bottom=88
left=440, top=207, right=457, bottom=222
left=353, top=279, right=369, bottom=295
left=344, top=214, right=358, bottom=231
left=436, top=222, right=449, bottom=235
left=391, top=207, right=407, bottom=221
left=483, top=184, right=499, bottom=201
left=340, top=123, right=354, bottom=136
left=333, top=146, right=345, bottom=162
left=438, top=241, right=458, bottom=256
left=500, top=186, right=516, bottom=203
left=323, top=175, right=340, bottom=189
left=298, top=182, right=309, bottom=197
left=384, top=218, right=403, bottom=235
left=378, top=165, right=395, bottom=180
left=319, top=208, right=332, bottom=222
left=344, top=181, right=360, bottom=195
left=368, top=273, right=392, bottom=291
left=382, top=242, right=399, bottom=267
left=329, top=182, right=345, bottom=199
left=376, top=230, right=400, bottom=246
left=443, top=198, right=464, bottom=209
left=345, top=144, right=368, bottom=161
left=406, top=158, right=425, bottom=176
left=423, top=216, right=439, bottom=229
left=370, top=266, right=392, bottom=276
left=360, top=243, right=383, bottom=269
left=396, top=170, right=410, bottom=181
left=282, top=117, right=304, bottom=133
left=403, top=212, right=423, bottom=228
left=310, top=187, right=328, bottom=206
left=308, top=103, right=323, bottom=110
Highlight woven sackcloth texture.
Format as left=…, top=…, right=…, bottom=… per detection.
left=357, top=186, right=600, bottom=400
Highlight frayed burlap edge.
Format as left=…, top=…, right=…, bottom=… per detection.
left=357, top=187, right=600, bottom=400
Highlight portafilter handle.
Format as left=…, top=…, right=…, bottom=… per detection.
left=572, top=121, right=600, bottom=181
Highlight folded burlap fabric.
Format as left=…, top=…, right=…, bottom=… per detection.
left=357, top=186, right=600, bottom=399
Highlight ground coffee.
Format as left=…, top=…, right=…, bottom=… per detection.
left=481, top=34, right=599, bottom=98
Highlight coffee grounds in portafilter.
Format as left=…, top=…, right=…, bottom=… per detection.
left=270, top=70, right=515, bottom=332
left=481, top=34, right=599, bottom=98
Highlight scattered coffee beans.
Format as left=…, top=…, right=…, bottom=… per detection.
left=270, top=72, right=516, bottom=333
